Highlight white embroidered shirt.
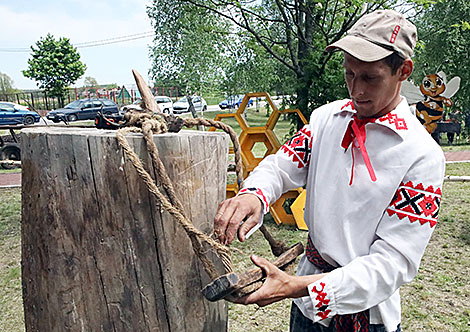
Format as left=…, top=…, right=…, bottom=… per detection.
left=239, top=98, right=445, bottom=332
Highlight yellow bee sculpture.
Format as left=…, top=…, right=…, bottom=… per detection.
left=401, top=71, right=460, bottom=134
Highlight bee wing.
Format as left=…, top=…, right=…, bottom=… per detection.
left=441, top=76, right=461, bottom=99
left=400, top=80, right=423, bottom=104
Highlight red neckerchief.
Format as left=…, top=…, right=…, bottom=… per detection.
left=306, top=237, right=370, bottom=331
left=341, top=115, right=377, bottom=185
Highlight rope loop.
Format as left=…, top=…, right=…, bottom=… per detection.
left=116, top=110, right=241, bottom=279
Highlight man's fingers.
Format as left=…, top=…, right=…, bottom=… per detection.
left=214, top=200, right=233, bottom=244
left=250, top=255, right=272, bottom=273
left=225, top=206, right=253, bottom=244
left=237, top=214, right=261, bottom=242
left=214, top=194, right=263, bottom=245
left=238, top=256, right=274, bottom=305
left=214, top=198, right=250, bottom=244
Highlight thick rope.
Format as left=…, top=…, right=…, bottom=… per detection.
left=116, top=112, right=239, bottom=279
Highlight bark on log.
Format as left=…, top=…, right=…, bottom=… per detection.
left=21, top=127, right=229, bottom=332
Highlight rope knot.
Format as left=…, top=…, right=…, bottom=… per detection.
left=124, top=110, right=168, bottom=134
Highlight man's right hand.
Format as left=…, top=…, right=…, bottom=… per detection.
left=214, top=194, right=263, bottom=245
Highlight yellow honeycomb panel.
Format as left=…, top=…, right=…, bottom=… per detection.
left=270, top=188, right=303, bottom=226
left=239, top=127, right=281, bottom=172
left=226, top=183, right=239, bottom=199
left=290, top=189, right=308, bottom=230
left=236, top=92, right=279, bottom=127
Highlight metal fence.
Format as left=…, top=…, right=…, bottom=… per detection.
left=0, top=86, right=180, bottom=113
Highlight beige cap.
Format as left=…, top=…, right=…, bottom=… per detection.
left=326, top=10, right=417, bottom=62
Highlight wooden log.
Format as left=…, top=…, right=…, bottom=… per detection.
left=21, top=127, right=229, bottom=332
left=202, top=242, right=304, bottom=302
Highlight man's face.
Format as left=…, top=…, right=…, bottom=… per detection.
left=343, top=53, right=403, bottom=119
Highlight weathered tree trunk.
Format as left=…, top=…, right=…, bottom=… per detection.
left=21, top=127, right=229, bottom=332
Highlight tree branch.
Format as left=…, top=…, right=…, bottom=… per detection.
left=183, top=0, right=299, bottom=73
left=275, top=0, right=299, bottom=72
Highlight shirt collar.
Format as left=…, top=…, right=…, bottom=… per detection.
left=334, top=98, right=411, bottom=140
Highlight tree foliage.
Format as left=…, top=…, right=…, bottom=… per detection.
left=0, top=72, right=16, bottom=95
left=23, top=33, right=86, bottom=105
left=411, top=0, right=470, bottom=115
left=221, top=37, right=295, bottom=97
left=84, top=76, right=98, bottom=87
left=148, top=0, right=434, bottom=123
left=147, top=2, right=232, bottom=94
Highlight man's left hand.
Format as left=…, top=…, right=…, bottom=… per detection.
left=234, top=255, right=327, bottom=307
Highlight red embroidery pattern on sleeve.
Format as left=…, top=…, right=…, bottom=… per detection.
left=238, top=187, right=269, bottom=213
left=378, top=112, right=408, bottom=130
left=280, top=126, right=312, bottom=168
left=387, top=181, right=441, bottom=227
left=311, top=282, right=331, bottom=320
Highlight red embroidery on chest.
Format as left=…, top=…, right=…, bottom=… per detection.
left=280, top=126, right=312, bottom=168
left=390, top=25, right=401, bottom=43
left=379, top=112, right=408, bottom=130
left=311, top=282, right=331, bottom=320
left=387, top=181, right=441, bottom=227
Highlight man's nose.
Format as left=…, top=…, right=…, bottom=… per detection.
left=349, top=79, right=364, bottom=98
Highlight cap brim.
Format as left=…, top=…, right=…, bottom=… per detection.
left=326, top=35, right=393, bottom=62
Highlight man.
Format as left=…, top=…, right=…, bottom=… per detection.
left=214, top=9, right=445, bottom=332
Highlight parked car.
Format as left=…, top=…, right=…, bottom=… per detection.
left=155, top=96, right=174, bottom=114
left=219, top=95, right=253, bottom=109
left=0, top=128, right=21, bottom=169
left=0, top=102, right=41, bottom=125
left=173, top=96, right=207, bottom=114
left=121, top=96, right=174, bottom=114
left=46, top=98, right=119, bottom=122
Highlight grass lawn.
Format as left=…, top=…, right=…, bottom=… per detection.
left=1, top=162, right=470, bottom=331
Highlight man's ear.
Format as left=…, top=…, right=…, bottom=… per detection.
left=399, top=59, right=413, bottom=81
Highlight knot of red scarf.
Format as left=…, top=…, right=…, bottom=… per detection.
left=341, top=115, right=377, bottom=185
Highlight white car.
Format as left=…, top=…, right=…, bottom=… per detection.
left=121, top=96, right=174, bottom=115
left=173, top=96, right=207, bottom=114
left=154, top=96, right=174, bottom=114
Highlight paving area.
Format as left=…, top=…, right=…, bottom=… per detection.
left=0, top=150, right=469, bottom=188
left=0, top=172, right=21, bottom=188
left=443, top=150, right=470, bottom=162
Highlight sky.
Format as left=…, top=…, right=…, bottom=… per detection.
left=0, top=0, right=155, bottom=90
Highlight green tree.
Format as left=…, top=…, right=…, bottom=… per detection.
left=221, top=36, right=296, bottom=98
left=147, top=0, right=433, bottom=124
left=0, top=72, right=16, bottom=95
left=84, top=76, right=98, bottom=87
left=411, top=0, right=470, bottom=115
left=147, top=2, right=232, bottom=95
left=23, top=33, right=86, bottom=106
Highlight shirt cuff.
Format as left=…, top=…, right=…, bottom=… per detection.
left=307, top=275, right=337, bottom=322
left=237, top=187, right=269, bottom=214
